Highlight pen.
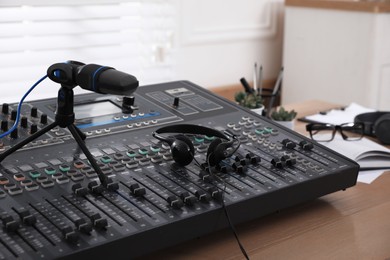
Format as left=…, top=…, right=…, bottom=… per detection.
left=253, top=63, right=258, bottom=94
left=272, top=67, right=284, bottom=96
left=240, top=77, right=254, bottom=94
left=258, top=65, right=263, bottom=96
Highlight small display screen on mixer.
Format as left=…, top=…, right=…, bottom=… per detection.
left=74, top=100, right=121, bottom=119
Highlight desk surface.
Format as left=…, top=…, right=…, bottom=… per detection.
left=144, top=100, right=390, bottom=260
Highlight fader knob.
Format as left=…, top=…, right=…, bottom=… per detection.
left=90, top=213, right=108, bottom=229
left=2, top=103, right=9, bottom=114
left=61, top=226, right=79, bottom=243
left=31, top=107, right=38, bottom=118
left=167, top=195, right=184, bottom=209
left=2, top=215, right=19, bottom=232
left=19, top=210, right=37, bottom=226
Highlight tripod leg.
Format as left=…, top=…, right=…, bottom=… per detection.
left=0, top=122, right=58, bottom=163
left=67, top=124, right=107, bottom=186
left=74, top=126, right=86, bottom=141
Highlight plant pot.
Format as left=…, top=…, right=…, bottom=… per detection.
left=251, top=105, right=265, bottom=116
left=273, top=120, right=294, bottom=130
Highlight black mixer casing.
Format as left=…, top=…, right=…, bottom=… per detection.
left=0, top=81, right=358, bottom=259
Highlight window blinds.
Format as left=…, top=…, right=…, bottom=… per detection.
left=0, top=0, right=175, bottom=102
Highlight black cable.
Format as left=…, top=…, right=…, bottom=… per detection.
left=192, top=148, right=250, bottom=260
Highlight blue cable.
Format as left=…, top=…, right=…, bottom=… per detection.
left=0, top=75, right=48, bottom=139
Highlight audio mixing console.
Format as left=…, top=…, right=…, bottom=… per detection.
left=0, top=81, right=358, bottom=259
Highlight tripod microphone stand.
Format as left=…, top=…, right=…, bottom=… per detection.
left=0, top=85, right=118, bottom=190
left=0, top=61, right=139, bottom=190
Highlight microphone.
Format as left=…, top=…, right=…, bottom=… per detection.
left=47, top=61, right=139, bottom=96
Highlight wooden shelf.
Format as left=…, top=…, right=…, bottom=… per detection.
left=285, top=0, right=390, bottom=13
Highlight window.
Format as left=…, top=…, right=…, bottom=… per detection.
left=0, top=0, right=175, bottom=102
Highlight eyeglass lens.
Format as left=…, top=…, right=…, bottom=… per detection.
left=307, top=123, right=363, bottom=142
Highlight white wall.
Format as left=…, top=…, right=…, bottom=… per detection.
left=282, top=6, right=390, bottom=109
left=173, top=0, right=284, bottom=89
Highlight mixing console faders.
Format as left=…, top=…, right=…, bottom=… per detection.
left=0, top=81, right=358, bottom=259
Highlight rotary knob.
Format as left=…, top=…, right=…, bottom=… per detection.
left=2, top=103, right=9, bottom=114
left=122, top=96, right=135, bottom=114
left=30, top=107, right=38, bottom=118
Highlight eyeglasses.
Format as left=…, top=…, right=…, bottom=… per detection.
left=306, top=122, right=364, bottom=142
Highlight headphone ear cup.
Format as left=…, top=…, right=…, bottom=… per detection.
left=374, top=114, right=390, bottom=144
left=206, top=138, right=222, bottom=165
left=170, top=135, right=195, bottom=166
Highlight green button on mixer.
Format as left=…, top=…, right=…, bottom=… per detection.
left=126, top=150, right=137, bottom=158
left=100, top=156, right=112, bottom=163
left=29, top=171, right=41, bottom=178
left=59, top=164, right=70, bottom=172
left=44, top=167, right=56, bottom=175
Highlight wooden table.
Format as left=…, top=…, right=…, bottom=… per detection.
left=144, top=100, right=390, bottom=260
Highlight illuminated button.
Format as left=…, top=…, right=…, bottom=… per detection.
left=127, top=124, right=134, bottom=129
left=130, top=114, right=137, bottom=118
left=4, top=183, right=17, bottom=190
left=36, top=176, right=48, bottom=183
left=138, top=112, right=144, bottom=116
left=242, top=116, right=249, bottom=121
left=138, top=148, right=148, bottom=155
left=264, top=127, right=273, bottom=133
left=0, top=190, right=6, bottom=198
left=8, top=187, right=23, bottom=195
left=126, top=150, right=137, bottom=158
left=0, top=177, right=9, bottom=185
left=122, top=115, right=129, bottom=119
left=44, top=167, right=56, bottom=175
left=95, top=129, right=102, bottom=134
left=20, top=179, right=33, bottom=186
left=113, top=153, right=125, bottom=160
left=150, top=146, right=161, bottom=153
left=13, top=174, right=26, bottom=181
left=150, top=155, right=163, bottom=163
left=41, top=180, right=55, bottom=188
left=253, top=121, right=262, bottom=126
left=233, top=126, right=241, bottom=131
left=104, top=128, right=111, bottom=133
left=74, top=161, right=85, bottom=169
left=135, top=122, right=142, bottom=127
left=194, top=136, right=204, bottom=143
left=205, top=135, right=215, bottom=141
left=126, top=161, right=138, bottom=169
left=255, top=129, right=264, bottom=135
left=100, top=156, right=112, bottom=163
left=56, top=176, right=69, bottom=184
left=52, top=173, right=63, bottom=179
left=113, top=165, right=125, bottom=172
left=71, top=173, right=85, bottom=182
left=66, top=169, right=78, bottom=177
left=114, top=116, right=120, bottom=121
left=143, top=121, right=150, bottom=126
left=101, top=168, right=112, bottom=175
left=25, top=183, right=39, bottom=191
left=151, top=120, right=157, bottom=124
left=59, top=164, right=70, bottom=172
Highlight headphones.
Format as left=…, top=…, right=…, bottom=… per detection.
left=354, top=112, right=390, bottom=144
left=152, top=124, right=239, bottom=166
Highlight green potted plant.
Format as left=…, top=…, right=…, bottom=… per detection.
left=270, top=106, right=297, bottom=129
left=234, top=91, right=264, bottom=115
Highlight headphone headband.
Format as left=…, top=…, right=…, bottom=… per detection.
left=154, top=124, right=229, bottom=140
left=354, top=112, right=389, bottom=136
